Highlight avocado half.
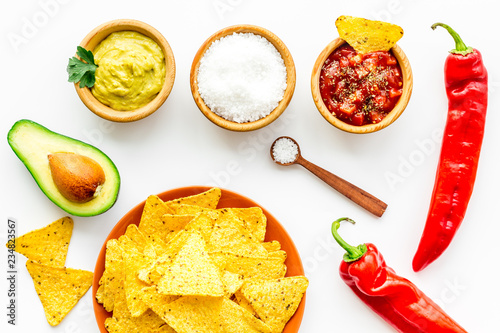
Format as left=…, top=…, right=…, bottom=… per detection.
left=7, top=119, right=120, bottom=216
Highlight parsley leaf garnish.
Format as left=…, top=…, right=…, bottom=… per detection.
left=67, top=46, right=98, bottom=88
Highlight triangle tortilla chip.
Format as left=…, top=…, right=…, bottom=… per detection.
left=138, top=195, right=175, bottom=233
left=138, top=286, right=179, bottom=310
left=147, top=234, right=169, bottom=256
left=26, top=260, right=93, bottom=326
left=122, top=224, right=151, bottom=253
left=119, top=233, right=157, bottom=258
left=165, top=188, right=221, bottom=209
left=240, top=276, right=309, bottom=333
left=105, top=290, right=176, bottom=333
left=160, top=296, right=224, bottom=333
left=221, top=270, right=244, bottom=297
left=234, top=290, right=258, bottom=317
left=157, top=231, right=224, bottom=297
left=262, top=240, right=281, bottom=252
left=210, top=252, right=287, bottom=280
left=208, top=210, right=267, bottom=257
left=225, top=207, right=267, bottom=242
left=169, top=203, right=219, bottom=219
left=122, top=249, right=155, bottom=317
left=96, top=239, right=124, bottom=312
left=335, top=15, right=404, bottom=53
left=183, top=212, right=216, bottom=243
left=268, top=250, right=287, bottom=262
left=220, top=298, right=272, bottom=333
left=156, top=214, right=196, bottom=243
left=140, top=229, right=194, bottom=284
left=155, top=229, right=193, bottom=271
left=8, top=216, right=73, bottom=267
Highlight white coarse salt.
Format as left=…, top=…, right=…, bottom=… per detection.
left=197, top=32, right=287, bottom=123
left=272, top=138, right=298, bottom=164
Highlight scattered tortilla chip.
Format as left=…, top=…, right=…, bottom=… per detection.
left=335, top=15, right=404, bottom=53
left=160, top=296, right=224, bottom=333
left=208, top=210, right=267, bottom=257
left=7, top=216, right=73, bottom=267
left=157, top=231, right=224, bottom=297
left=26, top=260, right=93, bottom=326
left=220, top=298, right=272, bottom=333
left=165, top=187, right=222, bottom=209
left=240, top=277, right=309, bottom=333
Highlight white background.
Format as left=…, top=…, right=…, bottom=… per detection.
left=1, top=0, right=499, bottom=332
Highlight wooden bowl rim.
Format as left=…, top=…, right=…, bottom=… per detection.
left=92, top=186, right=306, bottom=333
left=311, top=38, right=413, bottom=134
left=75, top=19, right=176, bottom=122
left=190, top=24, right=296, bottom=132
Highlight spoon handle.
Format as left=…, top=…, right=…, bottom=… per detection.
left=296, top=156, right=387, bottom=217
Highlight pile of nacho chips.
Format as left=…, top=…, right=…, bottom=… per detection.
left=6, top=217, right=93, bottom=326
left=96, top=188, right=308, bottom=333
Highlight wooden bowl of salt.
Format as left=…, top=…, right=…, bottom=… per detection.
left=190, top=25, right=296, bottom=132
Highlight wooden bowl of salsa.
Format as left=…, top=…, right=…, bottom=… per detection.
left=311, top=38, right=413, bottom=134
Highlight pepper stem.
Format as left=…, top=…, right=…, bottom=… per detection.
left=431, top=22, right=474, bottom=56
left=331, top=217, right=367, bottom=262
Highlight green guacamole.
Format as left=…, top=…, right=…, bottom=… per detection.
left=92, top=31, right=165, bottom=111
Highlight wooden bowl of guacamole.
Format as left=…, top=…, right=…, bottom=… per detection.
left=75, top=19, right=176, bottom=122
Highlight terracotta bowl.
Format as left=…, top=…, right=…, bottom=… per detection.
left=93, top=186, right=306, bottom=333
left=75, top=19, right=176, bottom=122
left=190, top=25, right=296, bottom=132
left=311, top=38, right=413, bottom=134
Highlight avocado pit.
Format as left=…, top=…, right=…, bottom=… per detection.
left=48, top=152, right=106, bottom=203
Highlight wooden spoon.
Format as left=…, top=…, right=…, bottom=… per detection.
left=270, top=136, right=387, bottom=217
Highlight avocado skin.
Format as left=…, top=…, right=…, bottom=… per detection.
left=7, top=119, right=121, bottom=217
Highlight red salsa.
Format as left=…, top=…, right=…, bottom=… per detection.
left=319, top=44, right=403, bottom=126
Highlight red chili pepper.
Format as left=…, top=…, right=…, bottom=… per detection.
left=412, top=23, right=488, bottom=272
left=332, top=218, right=467, bottom=332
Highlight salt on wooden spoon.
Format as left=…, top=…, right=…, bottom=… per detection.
left=270, top=136, right=387, bottom=217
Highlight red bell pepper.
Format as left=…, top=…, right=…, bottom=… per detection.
left=332, top=218, right=467, bottom=332
left=412, top=23, right=488, bottom=272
